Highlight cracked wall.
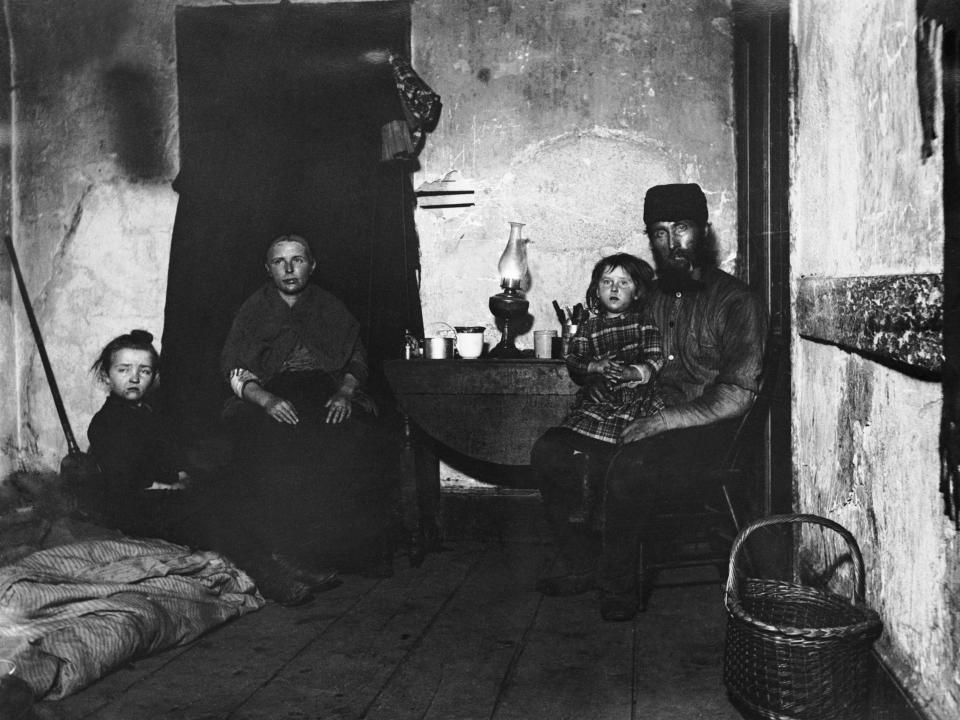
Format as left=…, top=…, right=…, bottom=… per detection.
left=3, top=0, right=179, bottom=472
left=411, top=0, right=736, bottom=350
left=0, top=0, right=737, bottom=476
left=792, top=1, right=958, bottom=717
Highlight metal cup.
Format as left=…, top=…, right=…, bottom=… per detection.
left=424, top=337, right=454, bottom=359
left=534, top=329, right=558, bottom=359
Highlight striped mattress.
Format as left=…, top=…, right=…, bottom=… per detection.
left=0, top=536, right=264, bottom=699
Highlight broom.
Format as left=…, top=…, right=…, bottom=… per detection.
left=4, top=235, right=94, bottom=484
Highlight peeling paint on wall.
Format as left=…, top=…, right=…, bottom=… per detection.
left=18, top=182, right=177, bottom=470
left=793, top=2, right=957, bottom=717
left=412, top=0, right=737, bottom=349
left=3, top=0, right=179, bottom=473
left=833, top=355, right=873, bottom=510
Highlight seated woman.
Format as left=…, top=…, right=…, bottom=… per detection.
left=221, top=233, right=400, bottom=577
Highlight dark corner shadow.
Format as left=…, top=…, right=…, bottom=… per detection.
left=103, top=64, right=169, bottom=179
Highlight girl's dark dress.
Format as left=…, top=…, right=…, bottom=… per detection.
left=86, top=395, right=205, bottom=545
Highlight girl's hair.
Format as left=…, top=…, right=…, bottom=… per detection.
left=91, top=329, right=160, bottom=378
left=585, top=253, right=656, bottom=313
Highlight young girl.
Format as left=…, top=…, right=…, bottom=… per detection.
left=85, top=329, right=191, bottom=536
left=561, top=253, right=665, bottom=444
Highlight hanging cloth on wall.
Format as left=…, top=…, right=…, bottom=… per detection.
left=916, top=17, right=939, bottom=161
left=388, top=53, right=442, bottom=157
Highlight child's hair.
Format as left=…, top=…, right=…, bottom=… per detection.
left=91, top=329, right=161, bottom=379
left=585, top=253, right=655, bottom=313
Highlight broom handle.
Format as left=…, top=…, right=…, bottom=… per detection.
left=4, top=234, right=82, bottom=457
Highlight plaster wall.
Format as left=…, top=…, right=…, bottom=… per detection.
left=411, top=0, right=737, bottom=347
left=792, top=1, right=958, bottom=716
left=2, top=0, right=180, bottom=472
left=0, top=17, right=14, bottom=480
left=1, top=0, right=737, bottom=476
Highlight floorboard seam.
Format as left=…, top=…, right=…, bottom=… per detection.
left=487, top=554, right=554, bottom=720
left=73, top=645, right=193, bottom=718
left=358, top=551, right=489, bottom=720
left=223, top=579, right=383, bottom=719
left=630, top=619, right=639, bottom=720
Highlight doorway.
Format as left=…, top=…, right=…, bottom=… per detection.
left=733, top=1, right=793, bottom=515
left=159, top=1, right=423, bottom=464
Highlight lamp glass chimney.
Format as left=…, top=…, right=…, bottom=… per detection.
left=498, top=221, right=527, bottom=291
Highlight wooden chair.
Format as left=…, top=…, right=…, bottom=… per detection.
left=635, top=340, right=785, bottom=608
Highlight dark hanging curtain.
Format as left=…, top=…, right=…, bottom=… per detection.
left=160, top=2, right=423, bottom=463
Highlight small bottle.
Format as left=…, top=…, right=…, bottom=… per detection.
left=403, top=329, right=417, bottom=359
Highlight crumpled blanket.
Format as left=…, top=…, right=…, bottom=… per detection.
left=0, top=537, right=264, bottom=699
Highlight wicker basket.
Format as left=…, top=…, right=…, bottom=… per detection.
left=723, top=514, right=883, bottom=720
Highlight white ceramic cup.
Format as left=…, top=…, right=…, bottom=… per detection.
left=455, top=326, right=485, bottom=359
left=534, top=329, right=558, bottom=359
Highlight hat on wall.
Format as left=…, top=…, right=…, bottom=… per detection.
left=643, top=183, right=708, bottom=227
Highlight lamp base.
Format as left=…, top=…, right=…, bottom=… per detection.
left=489, top=291, right=529, bottom=359
left=487, top=337, right=524, bottom=359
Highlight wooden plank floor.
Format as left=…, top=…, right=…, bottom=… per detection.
left=42, top=539, right=742, bottom=720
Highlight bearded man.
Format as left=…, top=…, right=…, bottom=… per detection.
left=532, top=183, right=768, bottom=623
left=598, top=183, right=768, bottom=620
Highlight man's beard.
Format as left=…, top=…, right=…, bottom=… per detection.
left=654, top=249, right=705, bottom=292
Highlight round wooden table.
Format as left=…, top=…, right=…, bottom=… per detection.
left=384, top=358, right=579, bottom=466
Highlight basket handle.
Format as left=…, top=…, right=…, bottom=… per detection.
left=725, top=513, right=867, bottom=605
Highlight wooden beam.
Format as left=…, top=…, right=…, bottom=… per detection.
left=796, top=274, right=943, bottom=374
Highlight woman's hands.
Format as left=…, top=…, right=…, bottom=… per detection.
left=264, top=395, right=300, bottom=425
left=241, top=377, right=301, bottom=425
left=325, top=373, right=359, bottom=424
left=324, top=389, right=353, bottom=424
left=244, top=372, right=361, bottom=425
left=259, top=390, right=352, bottom=425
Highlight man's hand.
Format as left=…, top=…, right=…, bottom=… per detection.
left=325, top=390, right=353, bottom=424
left=264, top=395, right=300, bottom=425
left=619, top=414, right=667, bottom=444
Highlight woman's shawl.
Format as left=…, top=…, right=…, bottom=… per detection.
left=221, top=283, right=368, bottom=387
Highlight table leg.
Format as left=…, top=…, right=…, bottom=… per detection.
left=414, top=428, right=442, bottom=551
left=399, top=414, right=443, bottom=566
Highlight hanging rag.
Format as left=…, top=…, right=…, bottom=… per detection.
left=388, top=53, right=442, bottom=156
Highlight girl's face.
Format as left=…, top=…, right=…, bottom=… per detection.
left=597, top=265, right=640, bottom=316
left=106, top=348, right=156, bottom=402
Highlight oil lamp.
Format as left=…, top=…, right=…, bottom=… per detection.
left=488, top=221, right=529, bottom=359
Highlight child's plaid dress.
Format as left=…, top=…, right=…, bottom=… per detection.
left=561, top=309, right=665, bottom=443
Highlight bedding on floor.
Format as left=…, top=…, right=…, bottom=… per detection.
left=0, top=536, right=264, bottom=699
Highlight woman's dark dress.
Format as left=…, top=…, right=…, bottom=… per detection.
left=221, top=283, right=400, bottom=572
